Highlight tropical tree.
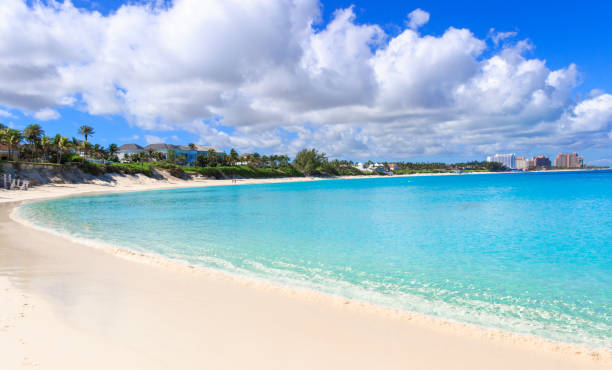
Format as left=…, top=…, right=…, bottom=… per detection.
left=23, top=124, right=44, bottom=160
left=188, top=143, right=197, bottom=151
left=55, top=135, right=70, bottom=164
left=229, top=148, right=239, bottom=166
left=293, top=148, right=326, bottom=176
left=279, top=155, right=290, bottom=167
left=136, top=151, right=149, bottom=168
left=108, top=143, right=118, bottom=156
left=167, top=148, right=177, bottom=163
left=5, top=129, right=23, bottom=160
left=247, top=152, right=261, bottom=168
left=107, top=143, right=119, bottom=161
left=196, top=153, right=208, bottom=167
left=40, top=136, right=52, bottom=162
left=78, top=125, right=94, bottom=143
left=0, top=126, right=6, bottom=147
left=78, top=125, right=94, bottom=159
left=206, top=149, right=218, bottom=167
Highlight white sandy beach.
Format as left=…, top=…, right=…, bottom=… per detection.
left=1, top=174, right=611, bottom=369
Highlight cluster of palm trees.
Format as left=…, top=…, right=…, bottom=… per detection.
left=123, top=150, right=166, bottom=165
left=0, top=123, right=120, bottom=164
left=240, top=152, right=290, bottom=168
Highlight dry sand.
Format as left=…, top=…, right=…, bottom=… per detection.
left=1, top=174, right=610, bottom=369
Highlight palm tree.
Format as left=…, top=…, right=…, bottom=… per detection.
left=5, top=129, right=23, bottom=160
left=207, top=149, right=218, bottom=167
left=23, top=124, right=44, bottom=160
left=0, top=126, right=6, bottom=147
left=108, top=143, right=118, bottom=161
left=40, top=136, right=52, bottom=162
left=78, top=125, right=94, bottom=160
left=167, top=149, right=177, bottom=164
left=78, top=125, right=94, bottom=144
left=147, top=148, right=156, bottom=162
left=250, top=152, right=261, bottom=168
left=137, top=151, right=149, bottom=168
left=188, top=143, right=197, bottom=151
left=55, top=136, right=70, bottom=164
left=228, top=149, right=239, bottom=166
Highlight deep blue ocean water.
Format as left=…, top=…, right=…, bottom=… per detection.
left=16, top=171, right=612, bottom=348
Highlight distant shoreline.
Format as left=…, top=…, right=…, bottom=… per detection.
left=1, top=167, right=610, bottom=205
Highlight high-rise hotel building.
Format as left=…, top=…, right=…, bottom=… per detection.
left=486, top=153, right=516, bottom=169
left=554, top=152, right=584, bottom=168
left=516, top=156, right=529, bottom=171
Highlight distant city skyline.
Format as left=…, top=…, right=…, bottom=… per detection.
left=0, top=0, right=611, bottom=165
left=486, top=152, right=589, bottom=169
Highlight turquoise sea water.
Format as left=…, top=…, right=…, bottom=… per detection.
left=16, top=171, right=612, bottom=348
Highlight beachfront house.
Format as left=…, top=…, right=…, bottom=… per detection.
left=1, top=144, right=9, bottom=160
left=0, top=143, right=19, bottom=161
left=0, top=144, right=9, bottom=160
left=143, top=143, right=178, bottom=161
left=118, top=143, right=144, bottom=161
left=174, top=144, right=225, bottom=165
left=117, top=143, right=225, bottom=165
left=143, top=143, right=175, bottom=157
left=354, top=163, right=371, bottom=172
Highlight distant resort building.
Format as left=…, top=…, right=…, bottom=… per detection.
left=515, top=156, right=529, bottom=171
left=118, top=143, right=224, bottom=165
left=487, top=153, right=555, bottom=171
left=532, top=154, right=552, bottom=168
left=554, top=152, right=583, bottom=168
left=388, top=163, right=398, bottom=171
left=486, top=153, right=516, bottom=170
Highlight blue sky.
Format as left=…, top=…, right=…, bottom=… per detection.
left=3, top=0, right=612, bottom=164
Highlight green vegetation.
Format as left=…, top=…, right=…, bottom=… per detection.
left=449, top=161, right=508, bottom=172
left=292, top=148, right=367, bottom=176
left=80, top=161, right=154, bottom=177
left=185, top=165, right=302, bottom=179
left=5, top=122, right=572, bottom=185
left=293, top=149, right=326, bottom=175
left=393, top=169, right=451, bottom=175
left=390, top=160, right=508, bottom=173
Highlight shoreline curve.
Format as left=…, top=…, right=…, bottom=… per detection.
left=8, top=190, right=612, bottom=364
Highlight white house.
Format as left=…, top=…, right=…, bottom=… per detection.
left=354, top=163, right=371, bottom=172
left=117, top=143, right=144, bottom=161
left=143, top=143, right=176, bottom=157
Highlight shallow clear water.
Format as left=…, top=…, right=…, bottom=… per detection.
left=17, top=171, right=612, bottom=348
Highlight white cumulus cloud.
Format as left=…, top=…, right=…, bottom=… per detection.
left=0, top=0, right=610, bottom=159
left=406, top=8, right=430, bottom=30
left=33, top=108, right=60, bottom=121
